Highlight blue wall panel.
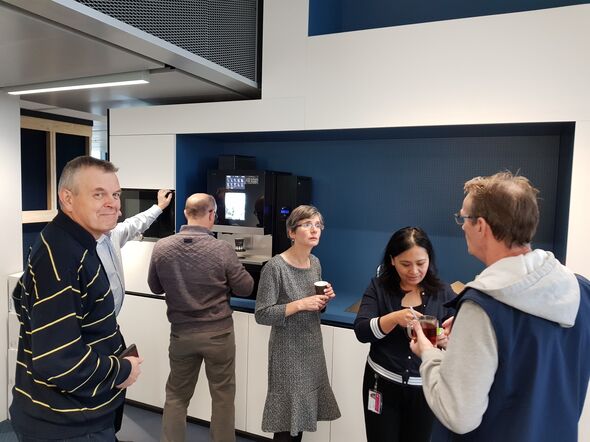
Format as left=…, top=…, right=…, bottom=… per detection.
left=21, top=129, right=48, bottom=211
left=178, top=126, right=570, bottom=307
left=176, top=136, right=220, bottom=231
left=309, top=0, right=590, bottom=35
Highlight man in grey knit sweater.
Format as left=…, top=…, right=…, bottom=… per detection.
left=148, top=193, right=254, bottom=442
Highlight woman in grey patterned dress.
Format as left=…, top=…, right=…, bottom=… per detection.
left=255, top=205, right=341, bottom=441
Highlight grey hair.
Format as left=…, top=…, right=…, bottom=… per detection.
left=58, top=156, right=118, bottom=193
left=285, top=205, right=324, bottom=238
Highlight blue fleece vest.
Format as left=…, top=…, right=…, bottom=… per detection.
left=432, top=275, right=590, bottom=442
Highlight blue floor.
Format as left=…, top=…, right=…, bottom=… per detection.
left=1, top=403, right=265, bottom=441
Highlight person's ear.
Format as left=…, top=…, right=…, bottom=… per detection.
left=477, top=217, right=490, bottom=235
left=59, top=188, right=73, bottom=213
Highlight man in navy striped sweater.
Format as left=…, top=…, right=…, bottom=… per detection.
left=10, top=156, right=142, bottom=441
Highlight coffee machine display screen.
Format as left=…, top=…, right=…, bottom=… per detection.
left=207, top=169, right=268, bottom=229
left=225, top=192, right=246, bottom=221
left=226, top=175, right=245, bottom=190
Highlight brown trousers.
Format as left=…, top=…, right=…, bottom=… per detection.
left=160, top=326, right=236, bottom=442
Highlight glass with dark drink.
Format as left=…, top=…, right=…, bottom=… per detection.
left=408, top=315, right=439, bottom=346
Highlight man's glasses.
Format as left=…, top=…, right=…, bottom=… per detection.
left=295, top=222, right=324, bottom=231
left=454, top=212, right=478, bottom=225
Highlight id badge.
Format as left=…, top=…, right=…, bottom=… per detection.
left=367, top=389, right=382, bottom=414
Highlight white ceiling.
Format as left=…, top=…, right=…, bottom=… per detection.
left=0, top=0, right=260, bottom=121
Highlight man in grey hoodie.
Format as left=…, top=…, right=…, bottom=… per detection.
left=410, top=171, right=590, bottom=441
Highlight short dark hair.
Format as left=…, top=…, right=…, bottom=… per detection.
left=464, top=171, right=539, bottom=247
left=58, top=156, right=118, bottom=193
left=378, top=226, right=443, bottom=295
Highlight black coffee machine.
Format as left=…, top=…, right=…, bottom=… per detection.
left=207, top=155, right=311, bottom=256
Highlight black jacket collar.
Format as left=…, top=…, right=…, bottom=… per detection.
left=53, top=210, right=97, bottom=251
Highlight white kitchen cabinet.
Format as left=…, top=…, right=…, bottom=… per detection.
left=109, top=134, right=175, bottom=189
left=245, top=315, right=272, bottom=438
left=117, top=295, right=368, bottom=442
left=233, top=311, right=249, bottom=431
left=6, top=273, right=22, bottom=415
left=118, top=297, right=249, bottom=431
left=304, top=324, right=334, bottom=442
left=330, top=327, right=369, bottom=442
left=7, top=312, right=19, bottom=352
left=120, top=241, right=158, bottom=296
left=117, top=294, right=170, bottom=407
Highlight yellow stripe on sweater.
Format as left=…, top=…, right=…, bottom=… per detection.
left=41, top=232, right=61, bottom=282
left=32, top=286, right=74, bottom=308
left=81, top=309, right=114, bottom=328
left=14, top=386, right=124, bottom=413
left=32, top=336, right=81, bottom=361
left=94, top=287, right=112, bottom=304
left=31, top=312, right=76, bottom=334
left=68, top=357, right=100, bottom=393
left=48, top=348, right=92, bottom=381
left=92, top=357, right=113, bottom=397
left=28, top=264, right=39, bottom=300
left=15, top=361, right=58, bottom=388
left=87, top=264, right=102, bottom=287
left=87, top=330, right=118, bottom=347
left=110, top=356, right=122, bottom=389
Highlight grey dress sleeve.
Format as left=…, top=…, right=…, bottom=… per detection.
left=255, top=259, right=288, bottom=327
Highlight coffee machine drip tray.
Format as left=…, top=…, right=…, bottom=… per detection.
left=237, top=255, right=269, bottom=265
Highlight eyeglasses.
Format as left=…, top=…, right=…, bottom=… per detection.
left=295, top=222, right=324, bottom=231
left=454, top=212, right=479, bottom=225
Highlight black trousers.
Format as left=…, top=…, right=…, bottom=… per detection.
left=362, top=364, right=434, bottom=442
left=273, top=432, right=303, bottom=441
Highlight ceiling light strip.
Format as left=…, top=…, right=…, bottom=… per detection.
left=4, top=71, right=149, bottom=96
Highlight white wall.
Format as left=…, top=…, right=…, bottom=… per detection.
left=0, top=93, right=22, bottom=420
left=111, top=3, right=590, bottom=136
left=304, top=6, right=590, bottom=129
left=109, top=0, right=590, bottom=435
left=566, top=120, right=590, bottom=274
left=567, top=120, right=590, bottom=439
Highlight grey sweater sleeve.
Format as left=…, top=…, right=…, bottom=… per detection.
left=147, top=242, right=164, bottom=294
left=420, top=300, right=498, bottom=434
left=222, top=242, right=254, bottom=297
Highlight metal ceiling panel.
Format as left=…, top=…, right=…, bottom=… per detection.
left=0, top=3, right=163, bottom=88
left=16, top=70, right=247, bottom=115
left=0, top=0, right=261, bottom=117
left=3, top=0, right=259, bottom=96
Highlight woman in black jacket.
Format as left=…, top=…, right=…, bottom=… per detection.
left=354, top=226, right=455, bottom=442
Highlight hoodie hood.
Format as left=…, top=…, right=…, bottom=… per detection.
left=465, top=249, right=580, bottom=327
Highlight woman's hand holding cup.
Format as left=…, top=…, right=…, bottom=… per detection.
left=313, top=281, right=334, bottom=314
left=298, top=294, right=328, bottom=312
left=314, top=281, right=335, bottom=299
left=409, top=318, right=436, bottom=358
